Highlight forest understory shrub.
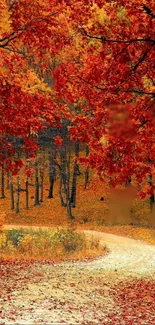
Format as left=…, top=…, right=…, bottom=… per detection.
left=0, top=227, right=105, bottom=260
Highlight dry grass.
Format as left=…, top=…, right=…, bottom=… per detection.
left=0, top=227, right=107, bottom=261
left=77, top=225, right=155, bottom=245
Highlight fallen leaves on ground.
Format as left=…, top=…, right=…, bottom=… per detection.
left=0, top=259, right=155, bottom=324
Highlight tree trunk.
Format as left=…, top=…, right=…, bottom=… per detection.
left=125, top=178, right=132, bottom=187
left=16, top=175, right=20, bottom=214
left=71, top=142, right=80, bottom=207
left=1, top=158, right=5, bottom=198
left=66, top=144, right=74, bottom=219
left=25, top=179, right=29, bottom=209
left=10, top=175, right=14, bottom=210
left=150, top=194, right=155, bottom=211
left=6, top=171, right=10, bottom=189
left=48, top=148, right=56, bottom=198
left=40, top=168, right=44, bottom=202
left=59, top=133, right=74, bottom=219
left=58, top=176, right=66, bottom=207
left=49, top=178, right=54, bottom=198
left=148, top=174, right=154, bottom=212
left=34, top=160, right=40, bottom=206
left=67, top=199, right=74, bottom=219
left=84, top=145, right=89, bottom=189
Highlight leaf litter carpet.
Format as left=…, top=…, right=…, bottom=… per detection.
left=0, top=230, right=155, bottom=324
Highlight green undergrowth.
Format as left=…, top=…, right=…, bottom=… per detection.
left=0, top=227, right=106, bottom=261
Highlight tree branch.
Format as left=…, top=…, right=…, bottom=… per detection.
left=81, top=29, right=155, bottom=44
left=122, top=89, right=155, bottom=96
left=0, top=10, right=59, bottom=49
left=8, top=0, right=17, bottom=11
left=132, top=49, right=150, bottom=71
left=78, top=76, right=155, bottom=97
left=143, top=5, right=155, bottom=19
left=138, top=120, right=149, bottom=129
left=0, top=35, right=17, bottom=48
left=0, top=29, right=25, bottom=48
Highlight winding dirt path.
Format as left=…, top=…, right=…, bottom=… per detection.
left=2, top=225, right=155, bottom=278
left=1, top=226, right=155, bottom=324
left=81, top=230, right=155, bottom=278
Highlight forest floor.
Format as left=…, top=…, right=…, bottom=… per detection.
left=1, top=229, right=155, bottom=324
left=1, top=174, right=155, bottom=245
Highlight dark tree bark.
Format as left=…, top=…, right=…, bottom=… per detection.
left=10, top=175, right=14, bottom=210
left=1, top=158, right=5, bottom=198
left=71, top=142, right=80, bottom=207
left=49, top=177, right=54, bottom=199
left=40, top=167, right=44, bottom=202
left=15, top=175, right=20, bottom=214
left=6, top=171, right=10, bottom=189
left=60, top=147, right=68, bottom=207
left=25, top=179, right=29, bottom=209
left=58, top=126, right=74, bottom=219
left=58, top=175, right=66, bottom=207
left=66, top=142, right=74, bottom=219
left=34, top=160, right=40, bottom=206
left=67, top=199, right=74, bottom=219
left=150, top=194, right=155, bottom=211
left=84, top=145, right=90, bottom=189
left=125, top=178, right=132, bottom=187
left=148, top=174, right=155, bottom=212
left=48, top=147, right=56, bottom=198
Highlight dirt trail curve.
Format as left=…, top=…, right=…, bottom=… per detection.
left=1, top=225, right=155, bottom=324
left=2, top=224, right=155, bottom=278
left=80, top=230, right=155, bottom=278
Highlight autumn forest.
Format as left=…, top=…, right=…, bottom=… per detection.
left=0, top=1, right=155, bottom=324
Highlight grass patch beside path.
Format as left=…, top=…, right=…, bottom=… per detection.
left=0, top=227, right=107, bottom=262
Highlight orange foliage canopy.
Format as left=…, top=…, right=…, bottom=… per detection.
left=0, top=0, right=155, bottom=194
left=53, top=0, right=155, bottom=195
left=0, top=0, right=69, bottom=170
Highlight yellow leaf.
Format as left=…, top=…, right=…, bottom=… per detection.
left=0, top=1, right=12, bottom=36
